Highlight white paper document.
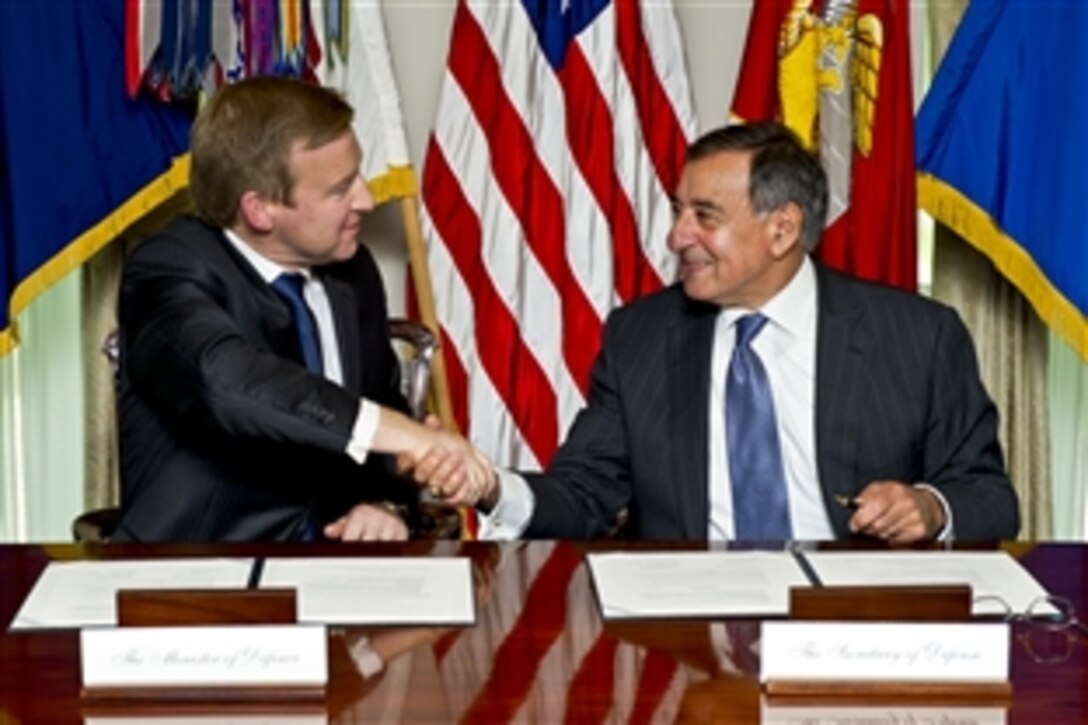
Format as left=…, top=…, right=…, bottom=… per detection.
left=258, top=557, right=474, bottom=625
left=803, top=551, right=1051, bottom=615
left=9, top=559, right=254, bottom=630
left=588, top=551, right=811, bottom=619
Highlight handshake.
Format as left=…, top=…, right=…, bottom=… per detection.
left=374, top=407, right=498, bottom=510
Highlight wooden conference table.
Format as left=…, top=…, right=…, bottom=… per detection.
left=1, top=540, right=1085, bottom=723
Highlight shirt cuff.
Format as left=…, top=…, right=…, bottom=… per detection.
left=914, top=482, right=955, bottom=542
left=344, top=399, right=380, bottom=464
left=347, top=636, right=385, bottom=679
left=476, top=469, right=534, bottom=540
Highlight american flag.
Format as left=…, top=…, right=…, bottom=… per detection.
left=421, top=0, right=695, bottom=469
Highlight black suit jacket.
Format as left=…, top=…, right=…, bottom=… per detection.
left=114, top=215, right=416, bottom=541
left=524, top=263, right=1019, bottom=540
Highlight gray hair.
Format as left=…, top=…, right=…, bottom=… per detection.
left=686, top=122, right=829, bottom=251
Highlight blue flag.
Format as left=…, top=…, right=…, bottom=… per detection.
left=915, top=1, right=1088, bottom=361
left=0, top=0, right=192, bottom=355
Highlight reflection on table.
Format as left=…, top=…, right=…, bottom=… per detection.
left=1, top=540, right=1085, bottom=723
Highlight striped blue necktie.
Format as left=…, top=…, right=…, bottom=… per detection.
left=726, top=313, right=792, bottom=541
left=272, top=273, right=324, bottom=374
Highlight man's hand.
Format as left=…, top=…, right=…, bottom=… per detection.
left=391, top=414, right=497, bottom=508
left=411, top=444, right=498, bottom=509
left=848, top=480, right=945, bottom=544
left=324, top=503, right=408, bottom=541
left=372, top=410, right=494, bottom=507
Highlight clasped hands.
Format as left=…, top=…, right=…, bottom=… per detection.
left=326, top=411, right=494, bottom=542
left=395, top=415, right=497, bottom=510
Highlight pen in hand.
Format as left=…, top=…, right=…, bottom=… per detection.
left=835, top=494, right=859, bottom=511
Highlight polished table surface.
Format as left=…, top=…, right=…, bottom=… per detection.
left=1, top=540, right=1085, bottom=723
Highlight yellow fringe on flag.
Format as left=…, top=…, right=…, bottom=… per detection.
left=2, top=157, right=420, bottom=356
left=368, top=165, right=417, bottom=206
left=0, top=154, right=191, bottom=357
left=918, top=172, right=1088, bottom=362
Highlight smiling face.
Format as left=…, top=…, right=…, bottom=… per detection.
left=257, top=130, right=375, bottom=268
left=667, top=149, right=804, bottom=310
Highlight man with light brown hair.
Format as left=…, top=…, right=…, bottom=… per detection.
left=115, top=77, right=487, bottom=542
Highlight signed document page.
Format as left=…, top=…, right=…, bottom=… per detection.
left=803, top=550, right=1051, bottom=615
left=587, top=551, right=811, bottom=619
left=259, top=557, right=474, bottom=625
left=9, top=559, right=254, bottom=630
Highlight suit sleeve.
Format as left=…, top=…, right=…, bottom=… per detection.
left=921, top=308, right=1020, bottom=540
left=522, top=313, right=635, bottom=538
left=120, top=232, right=368, bottom=455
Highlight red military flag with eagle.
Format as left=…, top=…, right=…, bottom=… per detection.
left=731, top=0, right=916, bottom=291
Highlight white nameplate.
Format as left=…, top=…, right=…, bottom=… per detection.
left=761, top=702, right=1007, bottom=725
left=81, top=625, right=327, bottom=689
left=761, top=622, right=1009, bottom=684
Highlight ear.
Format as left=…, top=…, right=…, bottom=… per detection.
left=238, top=190, right=275, bottom=233
left=767, top=202, right=804, bottom=257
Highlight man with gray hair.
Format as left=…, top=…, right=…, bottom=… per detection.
left=420, top=122, right=1019, bottom=543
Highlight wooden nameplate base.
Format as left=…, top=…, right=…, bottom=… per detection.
left=764, top=679, right=1012, bottom=700
left=81, top=588, right=328, bottom=704
left=117, top=588, right=297, bottom=627
left=763, top=585, right=1011, bottom=702
left=790, top=584, right=971, bottom=621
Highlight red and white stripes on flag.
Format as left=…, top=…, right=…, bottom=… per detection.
left=421, top=0, right=695, bottom=469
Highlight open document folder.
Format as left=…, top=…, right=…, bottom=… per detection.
left=588, top=549, right=1051, bottom=620
left=588, top=551, right=812, bottom=619
left=802, top=551, right=1053, bottom=616
left=9, top=557, right=474, bottom=630
left=9, top=559, right=254, bottom=629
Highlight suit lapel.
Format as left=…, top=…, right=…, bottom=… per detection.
left=321, top=273, right=362, bottom=396
left=213, top=228, right=300, bottom=360
left=667, top=303, right=716, bottom=538
left=814, top=266, right=869, bottom=535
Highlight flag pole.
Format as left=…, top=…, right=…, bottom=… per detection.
left=398, top=191, right=457, bottom=434
left=400, top=188, right=478, bottom=539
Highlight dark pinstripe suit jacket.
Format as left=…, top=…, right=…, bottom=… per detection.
left=114, top=215, right=416, bottom=542
left=524, top=263, right=1019, bottom=540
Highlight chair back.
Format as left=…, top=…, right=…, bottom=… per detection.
left=388, top=318, right=438, bottom=421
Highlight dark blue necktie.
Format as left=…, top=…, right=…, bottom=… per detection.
left=726, top=313, right=792, bottom=541
left=271, top=272, right=324, bottom=374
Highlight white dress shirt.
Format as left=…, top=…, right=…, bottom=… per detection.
left=224, top=230, right=378, bottom=463
left=707, top=257, right=831, bottom=539
left=479, top=259, right=827, bottom=540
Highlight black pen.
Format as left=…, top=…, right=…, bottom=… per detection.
left=834, top=494, right=859, bottom=511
